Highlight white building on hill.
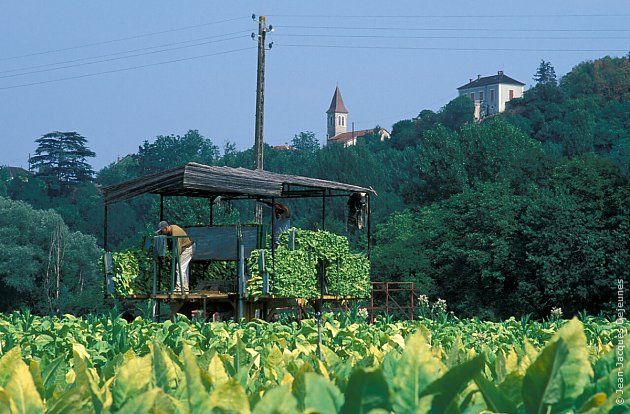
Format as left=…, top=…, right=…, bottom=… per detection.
left=457, top=71, right=525, bottom=120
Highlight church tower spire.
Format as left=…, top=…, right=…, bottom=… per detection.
left=326, top=86, right=348, bottom=138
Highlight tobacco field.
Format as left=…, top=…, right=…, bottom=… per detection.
left=0, top=311, right=627, bottom=413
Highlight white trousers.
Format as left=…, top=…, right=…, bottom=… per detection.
left=175, top=244, right=194, bottom=292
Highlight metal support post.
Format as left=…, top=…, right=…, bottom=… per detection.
left=238, top=242, right=245, bottom=320
left=322, top=191, right=326, bottom=230
left=270, top=196, right=275, bottom=294
left=152, top=240, right=158, bottom=321
left=367, top=193, right=372, bottom=258
left=160, top=195, right=164, bottom=221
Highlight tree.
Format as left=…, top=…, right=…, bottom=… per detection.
left=521, top=155, right=630, bottom=315
left=375, top=154, right=630, bottom=319
left=533, top=60, right=557, bottom=85
left=416, top=109, right=439, bottom=132
left=291, top=131, right=320, bottom=152
left=0, top=197, right=104, bottom=314
left=413, top=119, right=548, bottom=203
left=390, top=119, right=418, bottom=150
left=560, top=109, right=595, bottom=157
left=560, top=56, right=630, bottom=101
left=609, top=137, right=630, bottom=177
left=439, top=96, right=474, bottom=131
left=374, top=183, right=531, bottom=320
left=30, top=131, right=95, bottom=195
left=137, top=129, right=220, bottom=175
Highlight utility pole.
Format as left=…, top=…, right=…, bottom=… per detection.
left=253, top=14, right=272, bottom=223
left=254, top=15, right=266, bottom=172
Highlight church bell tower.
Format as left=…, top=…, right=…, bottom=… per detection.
left=326, top=86, right=348, bottom=138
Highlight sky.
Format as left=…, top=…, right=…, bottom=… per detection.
left=1, top=1, right=629, bottom=170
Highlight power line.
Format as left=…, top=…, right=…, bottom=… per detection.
left=274, top=33, right=630, bottom=40
left=268, top=13, right=630, bottom=18
left=0, top=16, right=250, bottom=62
left=277, top=25, right=630, bottom=33
left=0, top=46, right=255, bottom=90
left=276, top=43, right=630, bottom=53
left=0, top=35, right=248, bottom=79
left=0, top=30, right=252, bottom=75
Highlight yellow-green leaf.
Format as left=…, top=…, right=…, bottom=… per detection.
left=208, top=379, right=251, bottom=414
left=392, top=332, right=441, bottom=414
left=208, top=354, right=230, bottom=388
left=5, top=358, right=44, bottom=414
left=252, top=384, right=298, bottom=414
left=182, top=345, right=213, bottom=414
left=115, top=387, right=160, bottom=414
left=112, top=354, right=152, bottom=410
left=523, top=319, right=593, bottom=414
left=152, top=343, right=178, bottom=391
left=0, top=348, right=22, bottom=387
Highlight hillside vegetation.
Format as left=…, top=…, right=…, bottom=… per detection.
left=0, top=56, right=628, bottom=318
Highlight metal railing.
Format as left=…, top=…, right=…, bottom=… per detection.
left=368, top=281, right=415, bottom=322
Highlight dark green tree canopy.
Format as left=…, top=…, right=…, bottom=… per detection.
left=560, top=55, right=630, bottom=101
left=533, top=60, right=557, bottom=85
left=137, top=129, right=220, bottom=175
left=0, top=197, right=103, bottom=314
left=439, top=96, right=474, bottom=131
left=291, top=131, right=320, bottom=152
left=30, top=131, right=95, bottom=190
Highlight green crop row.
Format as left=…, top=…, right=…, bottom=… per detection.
left=0, top=312, right=627, bottom=413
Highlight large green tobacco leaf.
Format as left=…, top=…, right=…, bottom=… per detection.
left=252, top=384, right=298, bottom=414
left=208, top=379, right=251, bottom=414
left=474, top=373, right=518, bottom=414
left=498, top=372, right=524, bottom=406
left=521, top=361, right=553, bottom=408
left=152, top=343, right=178, bottom=391
left=522, top=319, right=593, bottom=414
left=0, top=347, right=22, bottom=387
left=4, top=356, right=44, bottom=414
left=291, top=363, right=343, bottom=413
left=208, top=353, right=230, bottom=388
left=392, top=331, right=441, bottom=414
left=182, top=345, right=214, bottom=413
left=111, top=353, right=152, bottom=410
left=28, top=360, right=44, bottom=400
left=301, top=372, right=344, bottom=414
left=46, top=391, right=90, bottom=414
left=72, top=345, right=112, bottom=414
left=114, top=387, right=160, bottom=414
left=340, top=368, right=391, bottom=414
left=39, top=355, right=66, bottom=399
left=0, top=388, right=15, bottom=414
left=419, top=354, right=485, bottom=414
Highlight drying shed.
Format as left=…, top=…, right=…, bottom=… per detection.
left=102, top=162, right=375, bottom=205
left=101, top=162, right=375, bottom=321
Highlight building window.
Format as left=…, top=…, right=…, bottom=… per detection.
left=342, top=117, right=345, bottom=126
left=480, top=91, right=484, bottom=101
left=509, top=90, right=514, bottom=100
left=470, top=92, right=475, bottom=101
left=490, top=89, right=495, bottom=102
left=338, top=116, right=341, bottom=126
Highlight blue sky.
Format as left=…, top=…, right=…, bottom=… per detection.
left=1, top=1, right=628, bottom=169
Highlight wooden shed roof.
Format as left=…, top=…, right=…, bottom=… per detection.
left=102, top=162, right=374, bottom=205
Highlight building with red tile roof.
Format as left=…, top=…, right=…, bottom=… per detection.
left=325, top=86, right=391, bottom=146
